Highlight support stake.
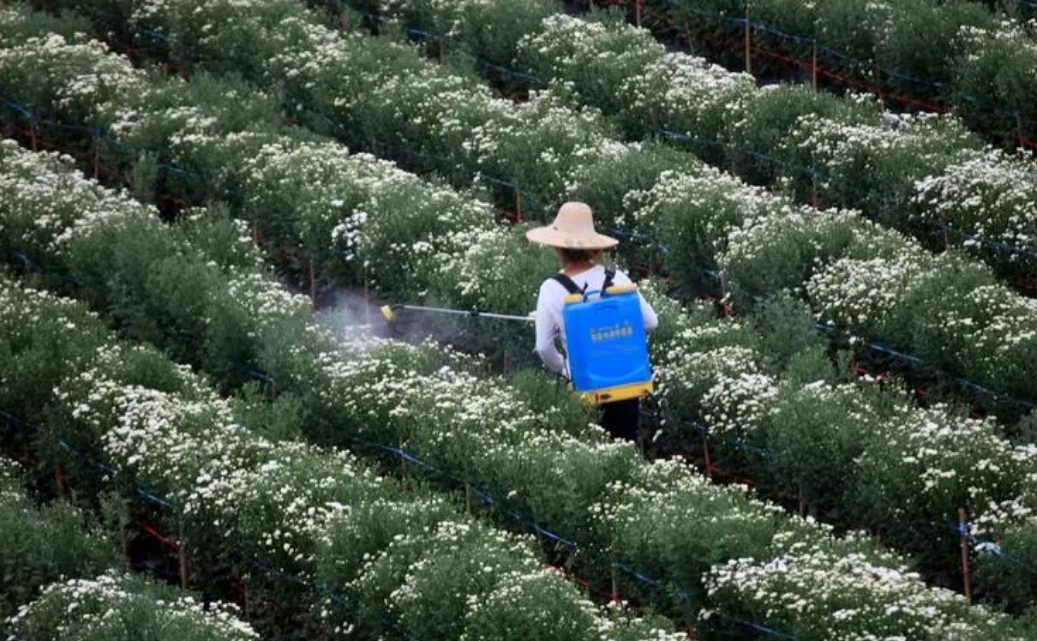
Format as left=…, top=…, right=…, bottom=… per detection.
left=743, top=3, right=752, bottom=74
left=634, top=0, right=642, bottom=28
left=811, top=170, right=819, bottom=210
left=54, top=464, right=65, bottom=496
left=958, top=508, right=972, bottom=603
left=120, top=504, right=131, bottom=569
left=310, top=260, right=317, bottom=307
left=178, top=519, right=189, bottom=590
left=610, top=540, right=620, bottom=603
left=515, top=185, right=523, bottom=222
left=811, top=40, right=818, bottom=91
left=701, top=432, right=713, bottom=479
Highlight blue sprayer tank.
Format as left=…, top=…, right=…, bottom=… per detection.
left=562, top=284, right=654, bottom=405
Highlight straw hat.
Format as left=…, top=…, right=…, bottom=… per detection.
left=525, top=202, right=619, bottom=250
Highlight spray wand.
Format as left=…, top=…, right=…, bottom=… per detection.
left=380, top=303, right=534, bottom=323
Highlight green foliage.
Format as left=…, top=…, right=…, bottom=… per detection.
left=723, top=86, right=869, bottom=186
left=229, top=383, right=306, bottom=441
left=0, top=281, right=110, bottom=423
left=750, top=293, right=831, bottom=382
left=449, top=0, right=557, bottom=70
left=350, top=520, right=540, bottom=641
left=176, top=205, right=264, bottom=272
left=0, top=462, right=117, bottom=626
left=0, top=3, right=92, bottom=44
left=975, top=522, right=1037, bottom=616
left=877, top=1, right=993, bottom=99
left=506, top=368, right=597, bottom=439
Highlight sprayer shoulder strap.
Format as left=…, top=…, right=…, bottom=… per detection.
left=552, top=273, right=582, bottom=295
left=552, top=269, right=616, bottom=296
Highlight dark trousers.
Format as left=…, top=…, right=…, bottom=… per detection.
left=600, top=398, right=640, bottom=442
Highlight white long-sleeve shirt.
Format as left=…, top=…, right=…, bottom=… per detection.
left=533, top=265, right=659, bottom=377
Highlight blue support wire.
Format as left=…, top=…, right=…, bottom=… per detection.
left=814, top=322, right=1037, bottom=412
left=936, top=221, right=1037, bottom=262
left=657, top=128, right=824, bottom=180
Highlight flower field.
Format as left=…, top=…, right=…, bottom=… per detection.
left=2, top=0, right=1037, bottom=639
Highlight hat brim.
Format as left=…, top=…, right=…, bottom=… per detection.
left=525, top=226, right=619, bottom=250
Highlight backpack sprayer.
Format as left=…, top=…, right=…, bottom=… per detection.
left=558, top=282, right=654, bottom=405
left=380, top=281, right=653, bottom=405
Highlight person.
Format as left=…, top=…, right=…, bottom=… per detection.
left=525, top=201, right=659, bottom=442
